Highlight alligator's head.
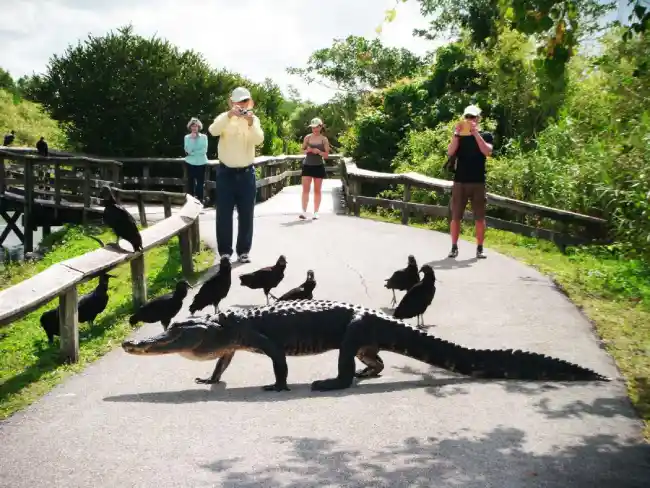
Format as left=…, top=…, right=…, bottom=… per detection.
left=121, top=318, right=225, bottom=357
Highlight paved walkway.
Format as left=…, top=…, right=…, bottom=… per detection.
left=1, top=181, right=649, bottom=487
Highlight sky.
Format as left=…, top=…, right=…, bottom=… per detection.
left=0, top=0, right=439, bottom=104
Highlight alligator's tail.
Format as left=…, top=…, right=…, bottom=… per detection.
left=375, top=319, right=610, bottom=381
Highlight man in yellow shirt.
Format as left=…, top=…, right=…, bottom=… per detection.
left=208, top=86, right=264, bottom=263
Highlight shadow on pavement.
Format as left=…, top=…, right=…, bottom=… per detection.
left=424, top=256, right=478, bottom=270
left=280, top=219, right=314, bottom=227
left=102, top=377, right=477, bottom=404
left=197, top=430, right=650, bottom=487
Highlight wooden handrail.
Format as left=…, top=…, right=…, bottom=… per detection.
left=0, top=148, right=123, bottom=167
left=340, top=158, right=609, bottom=249
left=0, top=151, right=343, bottom=253
left=0, top=194, right=203, bottom=362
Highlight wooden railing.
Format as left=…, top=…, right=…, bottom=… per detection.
left=0, top=194, right=203, bottom=363
left=340, top=159, right=609, bottom=249
left=114, top=154, right=343, bottom=202
left=0, top=147, right=343, bottom=205
left=0, top=147, right=342, bottom=251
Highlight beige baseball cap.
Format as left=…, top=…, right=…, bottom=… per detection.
left=463, top=105, right=481, bottom=117
left=309, top=117, right=324, bottom=127
left=231, top=87, right=252, bottom=102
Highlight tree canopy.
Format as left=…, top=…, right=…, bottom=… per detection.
left=24, top=25, right=287, bottom=158
left=286, top=35, right=426, bottom=93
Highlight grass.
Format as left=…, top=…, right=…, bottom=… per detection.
left=0, top=224, right=215, bottom=420
left=360, top=208, right=650, bottom=440
left=0, top=88, right=70, bottom=149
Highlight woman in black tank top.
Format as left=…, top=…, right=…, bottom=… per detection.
left=299, top=117, right=330, bottom=220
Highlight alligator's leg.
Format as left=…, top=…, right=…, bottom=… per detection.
left=355, top=346, right=384, bottom=378
left=239, top=330, right=290, bottom=391
left=311, top=314, right=367, bottom=391
left=195, top=352, right=235, bottom=384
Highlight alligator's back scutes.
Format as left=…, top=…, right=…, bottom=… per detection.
left=217, top=299, right=416, bottom=331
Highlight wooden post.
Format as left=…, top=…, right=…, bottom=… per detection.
left=262, top=165, right=270, bottom=200
left=59, top=287, right=79, bottom=363
left=401, top=183, right=411, bottom=225
left=136, top=193, right=148, bottom=228
left=82, top=162, right=91, bottom=224
left=0, top=156, right=5, bottom=194
left=163, top=194, right=172, bottom=218
left=23, top=159, right=34, bottom=253
left=190, top=218, right=200, bottom=254
left=130, top=255, right=147, bottom=310
left=112, top=163, right=121, bottom=186
left=142, top=165, right=150, bottom=191
left=178, top=228, right=194, bottom=277
left=202, top=165, right=210, bottom=205
left=182, top=164, right=189, bottom=194
left=54, top=161, right=61, bottom=220
left=350, top=179, right=360, bottom=217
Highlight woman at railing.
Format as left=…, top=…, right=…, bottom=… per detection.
left=299, top=117, right=330, bottom=220
left=184, top=117, right=209, bottom=204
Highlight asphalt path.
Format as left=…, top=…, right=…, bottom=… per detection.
left=1, top=180, right=648, bottom=487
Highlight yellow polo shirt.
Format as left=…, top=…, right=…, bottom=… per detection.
left=208, top=112, right=265, bottom=168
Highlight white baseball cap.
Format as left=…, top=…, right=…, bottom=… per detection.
left=463, top=104, right=481, bottom=117
left=309, top=117, right=323, bottom=127
left=230, top=87, right=252, bottom=102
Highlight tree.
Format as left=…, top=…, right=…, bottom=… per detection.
left=412, top=0, right=501, bottom=47
left=286, top=35, right=426, bottom=93
left=286, top=93, right=359, bottom=150
left=28, top=25, right=284, bottom=158
left=384, top=0, right=616, bottom=72
left=0, top=68, right=16, bottom=94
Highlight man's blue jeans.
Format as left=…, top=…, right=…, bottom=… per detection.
left=214, top=164, right=256, bottom=256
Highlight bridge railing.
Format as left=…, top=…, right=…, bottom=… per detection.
left=0, top=193, right=203, bottom=363
left=0, top=148, right=342, bottom=252
left=0, top=147, right=343, bottom=205
left=339, top=159, right=609, bottom=249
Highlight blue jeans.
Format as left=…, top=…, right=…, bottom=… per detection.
left=186, top=164, right=206, bottom=202
left=214, top=164, right=256, bottom=256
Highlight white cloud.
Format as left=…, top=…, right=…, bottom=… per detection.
left=0, top=0, right=439, bottom=103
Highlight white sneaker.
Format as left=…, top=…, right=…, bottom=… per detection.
left=312, top=212, right=319, bottom=220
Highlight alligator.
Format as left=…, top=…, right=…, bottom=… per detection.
left=121, top=299, right=610, bottom=392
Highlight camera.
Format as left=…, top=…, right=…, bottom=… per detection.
left=238, top=108, right=250, bottom=116
left=457, top=120, right=472, bottom=136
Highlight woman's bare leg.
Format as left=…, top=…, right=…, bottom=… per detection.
left=301, top=176, right=312, bottom=217
left=313, top=177, right=323, bottom=214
